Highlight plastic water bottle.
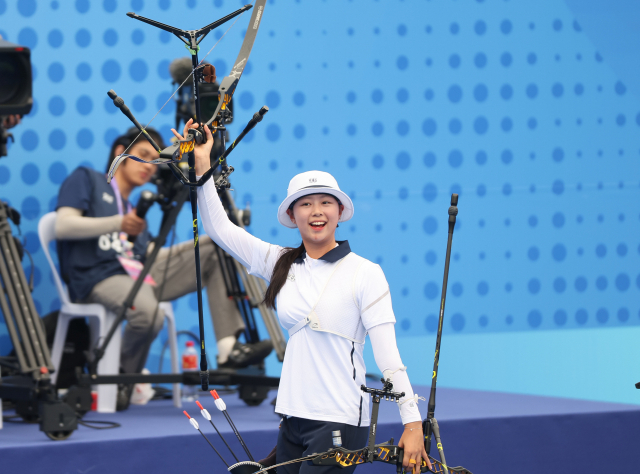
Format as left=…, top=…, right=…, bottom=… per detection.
left=182, top=341, right=198, bottom=402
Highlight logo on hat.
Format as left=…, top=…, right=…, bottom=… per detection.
left=309, top=178, right=317, bottom=183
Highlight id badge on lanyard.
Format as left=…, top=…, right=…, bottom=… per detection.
left=110, top=177, right=156, bottom=286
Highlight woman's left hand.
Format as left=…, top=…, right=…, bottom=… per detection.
left=398, top=421, right=432, bottom=474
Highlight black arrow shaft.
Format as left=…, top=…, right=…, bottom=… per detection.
left=222, top=410, right=254, bottom=461
left=207, top=419, right=239, bottom=463
left=197, top=428, right=229, bottom=467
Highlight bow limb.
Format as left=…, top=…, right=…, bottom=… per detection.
left=112, top=3, right=254, bottom=170
left=112, top=1, right=265, bottom=185
left=205, top=0, right=267, bottom=129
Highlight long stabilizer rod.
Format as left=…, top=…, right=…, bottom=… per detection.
left=423, top=194, right=458, bottom=473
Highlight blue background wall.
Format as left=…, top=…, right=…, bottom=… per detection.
left=1, top=0, right=639, bottom=404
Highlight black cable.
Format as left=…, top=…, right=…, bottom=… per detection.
left=2, top=411, right=121, bottom=429
left=77, top=417, right=121, bottom=430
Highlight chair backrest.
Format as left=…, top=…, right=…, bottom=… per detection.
left=38, top=212, right=71, bottom=305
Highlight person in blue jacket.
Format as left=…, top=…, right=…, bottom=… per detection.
left=55, top=127, right=271, bottom=408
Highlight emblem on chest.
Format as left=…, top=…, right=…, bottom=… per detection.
left=287, top=273, right=295, bottom=282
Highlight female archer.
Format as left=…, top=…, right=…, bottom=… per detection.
left=174, top=119, right=431, bottom=474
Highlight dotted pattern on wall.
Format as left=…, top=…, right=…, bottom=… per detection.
left=0, top=0, right=639, bottom=360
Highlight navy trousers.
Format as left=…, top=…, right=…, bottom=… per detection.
left=276, top=417, right=369, bottom=474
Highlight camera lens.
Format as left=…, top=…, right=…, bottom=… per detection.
left=0, top=55, right=22, bottom=104
left=0, top=45, right=32, bottom=115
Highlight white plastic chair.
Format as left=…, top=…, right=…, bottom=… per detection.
left=38, top=212, right=181, bottom=412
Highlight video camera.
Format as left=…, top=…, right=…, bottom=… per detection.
left=0, top=37, right=34, bottom=157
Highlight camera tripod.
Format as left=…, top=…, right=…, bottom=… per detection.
left=0, top=202, right=78, bottom=440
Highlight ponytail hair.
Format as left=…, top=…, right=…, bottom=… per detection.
left=263, top=242, right=305, bottom=309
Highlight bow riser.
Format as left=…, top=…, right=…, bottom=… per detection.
left=209, top=76, right=238, bottom=131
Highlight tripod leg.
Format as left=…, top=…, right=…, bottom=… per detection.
left=212, top=243, right=255, bottom=343
left=0, top=211, right=52, bottom=374
left=234, top=260, right=285, bottom=350
left=0, top=236, right=30, bottom=371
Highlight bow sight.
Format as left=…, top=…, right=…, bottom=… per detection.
left=361, top=379, right=405, bottom=463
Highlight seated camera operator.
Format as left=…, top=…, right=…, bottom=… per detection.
left=54, top=127, right=272, bottom=408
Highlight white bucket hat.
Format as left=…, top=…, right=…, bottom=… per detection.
left=277, top=171, right=354, bottom=228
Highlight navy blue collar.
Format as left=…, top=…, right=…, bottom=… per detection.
left=294, top=240, right=351, bottom=264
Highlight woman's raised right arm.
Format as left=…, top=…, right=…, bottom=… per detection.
left=180, top=119, right=277, bottom=277
left=196, top=178, right=262, bottom=270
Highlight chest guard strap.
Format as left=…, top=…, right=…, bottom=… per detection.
left=287, top=254, right=368, bottom=344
